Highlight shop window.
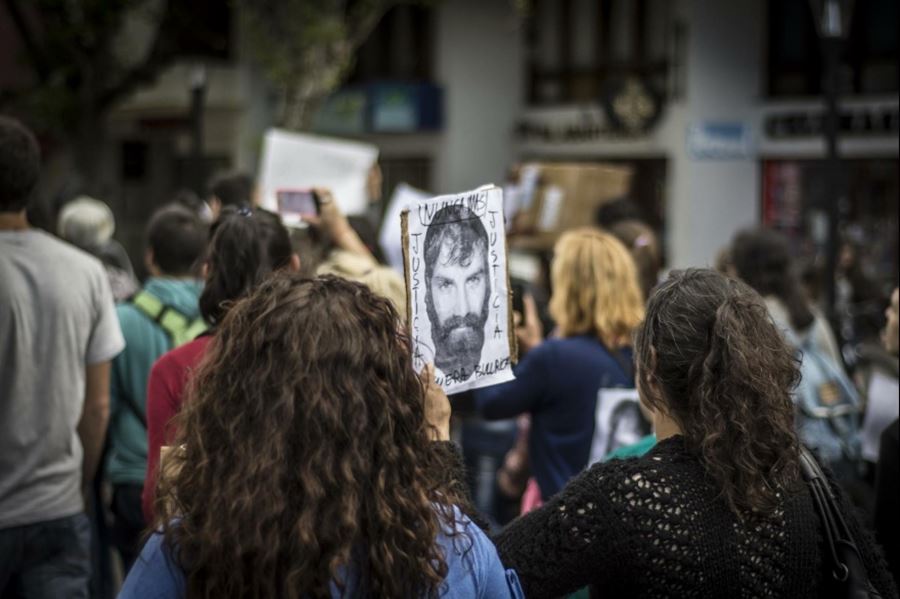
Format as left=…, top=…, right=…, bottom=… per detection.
left=346, top=5, right=434, bottom=83
left=762, top=158, right=899, bottom=294
left=767, top=0, right=899, bottom=97
left=525, top=0, right=672, bottom=105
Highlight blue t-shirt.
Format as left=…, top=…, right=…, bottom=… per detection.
left=119, top=508, right=522, bottom=598
left=475, top=334, right=633, bottom=499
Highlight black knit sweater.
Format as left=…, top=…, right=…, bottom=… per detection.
left=493, top=436, right=898, bottom=598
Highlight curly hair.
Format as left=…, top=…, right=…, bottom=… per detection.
left=155, top=274, right=469, bottom=598
left=549, top=228, right=645, bottom=348
left=635, top=269, right=802, bottom=516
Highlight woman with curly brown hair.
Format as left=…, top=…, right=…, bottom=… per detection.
left=492, top=269, right=896, bottom=598
left=120, top=274, right=523, bottom=598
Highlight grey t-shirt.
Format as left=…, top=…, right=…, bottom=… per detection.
left=0, top=229, right=125, bottom=528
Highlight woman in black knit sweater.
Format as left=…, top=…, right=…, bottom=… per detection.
left=493, top=268, right=897, bottom=598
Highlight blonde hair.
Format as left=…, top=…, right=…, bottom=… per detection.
left=549, top=228, right=645, bottom=347
left=317, top=249, right=408, bottom=317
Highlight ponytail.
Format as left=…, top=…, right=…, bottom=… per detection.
left=636, top=269, right=801, bottom=517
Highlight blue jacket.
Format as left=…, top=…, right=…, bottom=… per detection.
left=119, top=508, right=523, bottom=598
left=475, top=334, right=633, bottom=499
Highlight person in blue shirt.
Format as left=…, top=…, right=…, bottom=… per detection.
left=122, top=273, right=521, bottom=598
left=476, top=229, right=646, bottom=501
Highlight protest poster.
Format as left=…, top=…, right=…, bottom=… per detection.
left=379, top=182, right=432, bottom=275
left=587, top=388, right=652, bottom=465
left=257, top=128, right=379, bottom=222
left=401, top=185, right=516, bottom=394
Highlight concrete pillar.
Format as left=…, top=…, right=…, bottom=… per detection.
left=434, top=0, right=524, bottom=194
left=667, top=0, right=764, bottom=268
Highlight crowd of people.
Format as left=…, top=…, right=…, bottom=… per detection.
left=1, top=113, right=898, bottom=598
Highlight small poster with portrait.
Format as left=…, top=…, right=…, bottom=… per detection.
left=401, top=185, right=517, bottom=394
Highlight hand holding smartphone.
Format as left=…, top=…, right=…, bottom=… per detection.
left=276, top=189, right=319, bottom=225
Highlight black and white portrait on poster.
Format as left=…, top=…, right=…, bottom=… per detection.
left=587, top=387, right=652, bottom=465
left=402, top=185, right=516, bottom=394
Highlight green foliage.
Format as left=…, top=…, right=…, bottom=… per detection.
left=238, top=0, right=427, bottom=130
left=2, top=0, right=197, bottom=137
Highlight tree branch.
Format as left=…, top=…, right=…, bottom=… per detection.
left=95, top=0, right=181, bottom=112
left=2, top=0, right=49, bottom=80
left=346, top=1, right=394, bottom=49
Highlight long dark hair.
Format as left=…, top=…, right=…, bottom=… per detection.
left=635, top=269, right=801, bottom=516
left=731, top=228, right=815, bottom=331
left=156, top=274, right=469, bottom=598
left=198, top=206, right=293, bottom=325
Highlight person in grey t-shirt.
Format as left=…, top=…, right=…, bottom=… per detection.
left=0, top=116, right=125, bottom=599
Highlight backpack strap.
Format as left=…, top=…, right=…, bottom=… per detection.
left=799, top=447, right=879, bottom=594
left=131, top=290, right=207, bottom=347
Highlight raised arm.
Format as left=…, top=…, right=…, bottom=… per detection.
left=304, top=188, right=375, bottom=260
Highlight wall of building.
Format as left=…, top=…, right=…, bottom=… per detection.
left=431, top=0, right=525, bottom=194
left=510, top=0, right=767, bottom=268
left=670, top=0, right=765, bottom=268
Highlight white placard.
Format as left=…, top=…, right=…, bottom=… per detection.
left=538, top=185, right=564, bottom=231
left=502, top=183, right=522, bottom=229
left=518, top=164, right=541, bottom=211
left=404, top=186, right=515, bottom=394
left=257, top=129, right=379, bottom=219
left=508, top=250, right=542, bottom=284
left=861, top=372, right=900, bottom=462
left=380, top=182, right=431, bottom=274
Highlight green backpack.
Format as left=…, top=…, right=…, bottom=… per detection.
left=131, top=290, right=207, bottom=348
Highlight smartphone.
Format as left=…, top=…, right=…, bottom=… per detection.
left=511, top=278, right=528, bottom=316
left=276, top=189, right=319, bottom=217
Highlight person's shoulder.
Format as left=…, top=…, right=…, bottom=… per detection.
left=118, top=531, right=185, bottom=598
left=541, top=335, right=619, bottom=362
left=528, top=335, right=579, bottom=359
left=115, top=298, right=145, bottom=326
left=153, top=335, right=211, bottom=373
left=436, top=506, right=516, bottom=591
left=586, top=437, right=692, bottom=488
left=29, top=230, right=107, bottom=275
left=29, top=233, right=117, bottom=310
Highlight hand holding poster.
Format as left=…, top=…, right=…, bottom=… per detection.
left=402, top=186, right=516, bottom=394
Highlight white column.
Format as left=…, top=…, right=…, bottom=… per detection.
left=667, top=0, right=764, bottom=268
left=434, top=0, right=524, bottom=194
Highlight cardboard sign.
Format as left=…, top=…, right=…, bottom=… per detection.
left=402, top=186, right=517, bottom=394
left=258, top=129, right=379, bottom=219
left=513, top=162, right=633, bottom=250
